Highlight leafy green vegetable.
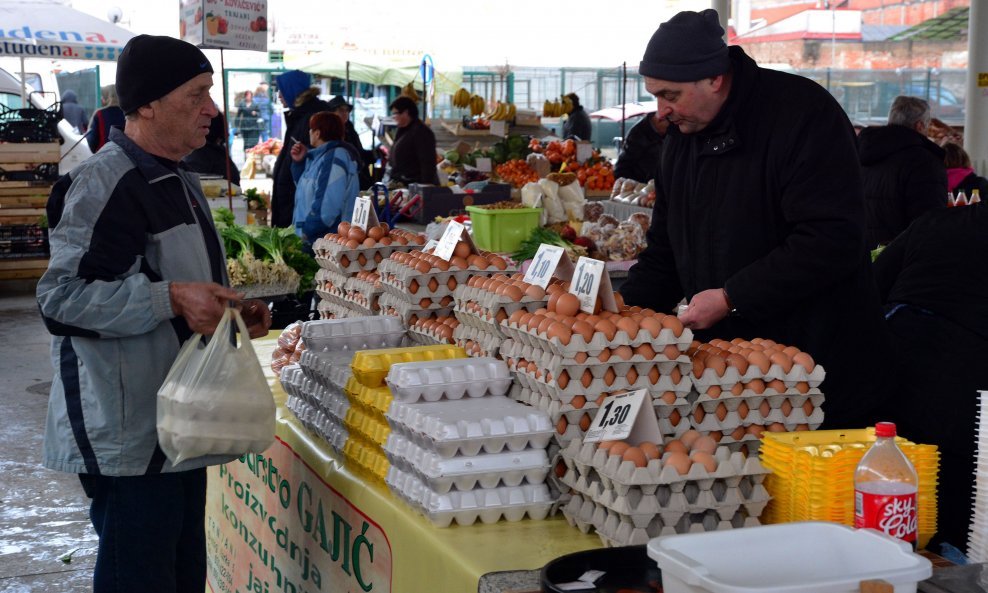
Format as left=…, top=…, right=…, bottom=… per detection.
left=511, top=226, right=571, bottom=262
left=212, top=207, right=235, bottom=229
left=219, top=224, right=254, bottom=260
left=871, top=245, right=887, bottom=262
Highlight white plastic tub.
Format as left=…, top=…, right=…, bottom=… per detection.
left=648, top=522, right=931, bottom=593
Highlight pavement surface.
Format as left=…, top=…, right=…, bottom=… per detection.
left=0, top=287, right=95, bottom=593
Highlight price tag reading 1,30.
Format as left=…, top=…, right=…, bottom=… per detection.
left=523, top=244, right=566, bottom=289
left=351, top=195, right=372, bottom=230
left=433, top=220, right=465, bottom=261
left=569, top=256, right=606, bottom=314
left=583, top=390, right=648, bottom=443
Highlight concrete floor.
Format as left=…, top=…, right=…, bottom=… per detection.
left=0, top=286, right=95, bottom=593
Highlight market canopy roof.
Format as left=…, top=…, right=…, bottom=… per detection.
left=0, top=0, right=135, bottom=60
left=285, top=50, right=462, bottom=94
left=590, top=101, right=657, bottom=122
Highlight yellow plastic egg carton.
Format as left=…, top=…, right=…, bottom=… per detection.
left=342, top=402, right=391, bottom=447
left=342, top=433, right=390, bottom=481
left=759, top=428, right=939, bottom=549
left=351, top=344, right=467, bottom=388
left=344, top=376, right=393, bottom=414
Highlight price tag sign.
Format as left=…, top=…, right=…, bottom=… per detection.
left=569, top=256, right=606, bottom=314
left=576, top=141, right=593, bottom=163
left=490, top=120, right=507, bottom=137
left=583, top=390, right=650, bottom=443
left=475, top=157, right=492, bottom=173
left=434, top=220, right=465, bottom=261
left=523, top=244, right=566, bottom=288
left=351, top=195, right=372, bottom=230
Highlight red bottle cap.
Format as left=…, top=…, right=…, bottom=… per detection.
left=875, top=422, right=897, bottom=438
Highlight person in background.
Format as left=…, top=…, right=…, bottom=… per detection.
left=60, top=90, right=88, bottom=134
left=943, top=142, right=988, bottom=200
left=182, top=108, right=240, bottom=186
left=254, top=83, right=272, bottom=143
left=37, top=34, right=271, bottom=593
left=385, top=95, right=439, bottom=186
left=859, top=96, right=947, bottom=249
left=613, top=111, right=668, bottom=183
left=85, top=84, right=125, bottom=153
left=619, top=9, right=891, bottom=430
left=873, top=205, right=988, bottom=555
left=270, top=70, right=331, bottom=228
left=562, top=92, right=592, bottom=141
left=235, top=89, right=261, bottom=151
left=289, top=111, right=359, bottom=253
left=327, top=95, right=374, bottom=190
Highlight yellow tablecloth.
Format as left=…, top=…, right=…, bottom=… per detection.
left=205, top=334, right=601, bottom=593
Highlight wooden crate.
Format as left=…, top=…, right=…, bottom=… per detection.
left=0, top=142, right=60, bottom=164
left=0, top=181, right=53, bottom=224
left=0, top=257, right=48, bottom=280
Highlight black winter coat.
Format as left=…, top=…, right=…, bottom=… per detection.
left=563, top=105, right=592, bottom=142
left=858, top=124, right=946, bottom=249
left=387, top=119, right=439, bottom=186
left=271, top=94, right=332, bottom=228
left=344, top=120, right=374, bottom=190
left=951, top=170, right=988, bottom=200
left=613, top=113, right=664, bottom=183
left=621, top=46, right=891, bottom=429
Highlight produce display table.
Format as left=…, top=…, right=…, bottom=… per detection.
left=205, top=333, right=602, bottom=593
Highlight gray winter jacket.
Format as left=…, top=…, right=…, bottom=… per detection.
left=37, top=127, right=237, bottom=476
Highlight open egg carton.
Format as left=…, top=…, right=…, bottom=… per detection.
left=407, top=316, right=459, bottom=346
left=312, top=227, right=426, bottom=275
left=383, top=432, right=550, bottom=494
left=301, top=316, right=406, bottom=352
left=385, top=465, right=553, bottom=527
left=377, top=292, right=455, bottom=327
left=452, top=324, right=502, bottom=358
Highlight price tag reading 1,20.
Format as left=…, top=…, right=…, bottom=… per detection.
left=569, top=256, right=606, bottom=314
left=523, top=244, right=566, bottom=289
left=351, top=195, right=372, bottom=230
left=433, top=220, right=465, bottom=261
left=583, top=390, right=648, bottom=443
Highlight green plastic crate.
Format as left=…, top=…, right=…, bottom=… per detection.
left=466, top=205, right=542, bottom=254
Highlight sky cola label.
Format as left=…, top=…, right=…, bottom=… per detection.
left=854, top=490, right=918, bottom=543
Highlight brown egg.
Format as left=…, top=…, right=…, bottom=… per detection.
left=665, top=439, right=689, bottom=454
left=525, top=284, right=546, bottom=300
left=570, top=395, right=587, bottom=409
left=747, top=351, right=772, bottom=374
left=609, top=441, right=631, bottom=457
left=639, top=316, right=663, bottom=339
left=595, top=393, right=607, bottom=406
left=594, top=319, right=617, bottom=341
left=557, top=370, right=570, bottom=389
left=631, top=343, right=655, bottom=360
left=726, top=353, right=749, bottom=374
left=356, top=253, right=368, bottom=266
left=502, top=284, right=523, bottom=303
left=469, top=255, right=490, bottom=270
left=615, top=316, right=639, bottom=339
left=338, top=221, right=351, bottom=235
left=691, top=435, right=718, bottom=455
left=659, top=391, right=677, bottom=404
left=769, top=351, right=794, bottom=373
left=427, top=277, right=440, bottom=292
left=612, top=345, right=634, bottom=361
left=526, top=314, right=546, bottom=331
left=571, top=320, right=595, bottom=343
left=664, top=451, right=693, bottom=475
left=453, top=241, right=471, bottom=259
left=554, top=460, right=567, bottom=479
left=731, top=426, right=747, bottom=440
left=556, top=416, right=568, bottom=435
left=347, top=226, right=366, bottom=242
left=802, top=399, right=814, bottom=416
left=555, top=293, right=581, bottom=318
left=669, top=367, right=682, bottom=383
left=640, top=441, right=663, bottom=460
left=367, top=225, right=385, bottom=240
left=647, top=366, right=660, bottom=385
left=781, top=399, right=794, bottom=417
left=581, top=369, right=594, bottom=388
left=414, top=260, right=432, bottom=274
left=714, top=403, right=729, bottom=421
left=767, top=379, right=787, bottom=393
left=603, top=367, right=617, bottom=386
left=517, top=312, right=534, bottom=329
left=579, top=413, right=592, bottom=431
left=730, top=383, right=744, bottom=396
left=747, top=425, right=765, bottom=438
left=705, top=355, right=727, bottom=377
left=792, top=352, right=816, bottom=372
left=345, top=238, right=360, bottom=249
left=691, top=451, right=718, bottom=473
left=622, top=446, right=648, bottom=468
left=488, top=255, right=508, bottom=270
left=419, top=297, right=432, bottom=308
left=707, top=385, right=722, bottom=399
left=744, top=379, right=766, bottom=394
left=767, top=422, right=787, bottom=432
left=795, top=381, right=811, bottom=394
left=598, top=440, right=619, bottom=452
left=626, top=367, right=639, bottom=384
left=408, top=279, right=420, bottom=294
left=449, top=256, right=469, bottom=270
left=692, top=357, right=706, bottom=379
left=660, top=314, right=685, bottom=337
left=669, top=409, right=683, bottom=426
left=595, top=348, right=611, bottom=363
left=737, top=401, right=750, bottom=419
left=759, top=400, right=772, bottom=417
left=547, top=322, right=573, bottom=346
left=681, top=429, right=703, bottom=448
left=693, top=406, right=706, bottom=423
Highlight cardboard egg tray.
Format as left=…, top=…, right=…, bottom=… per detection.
left=377, top=258, right=517, bottom=293
left=510, top=359, right=694, bottom=402
left=499, top=317, right=694, bottom=358
left=342, top=432, right=390, bottom=481
left=317, top=299, right=368, bottom=320
left=316, top=289, right=351, bottom=310
left=688, top=394, right=826, bottom=434
left=350, top=344, right=467, bottom=388
left=406, top=326, right=449, bottom=346
left=302, top=316, right=406, bottom=352
left=502, top=338, right=692, bottom=379
left=385, top=466, right=553, bottom=528
left=313, top=237, right=423, bottom=275
left=383, top=432, right=550, bottom=493
left=385, top=396, right=554, bottom=458
left=690, top=361, right=826, bottom=391
left=452, top=324, right=502, bottom=358
left=453, top=284, right=549, bottom=334
left=315, top=268, right=348, bottom=298
left=386, top=357, right=512, bottom=403
left=562, top=493, right=762, bottom=547
left=377, top=292, right=455, bottom=327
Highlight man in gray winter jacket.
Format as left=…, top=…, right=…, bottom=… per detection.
left=37, top=35, right=271, bottom=593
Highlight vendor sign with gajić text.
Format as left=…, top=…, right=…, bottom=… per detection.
left=179, top=0, right=268, bottom=52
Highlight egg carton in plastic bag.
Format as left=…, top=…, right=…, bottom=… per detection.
left=386, top=465, right=553, bottom=527
left=386, top=357, right=512, bottom=403
left=301, top=316, right=405, bottom=352
left=385, top=396, right=553, bottom=458
left=499, top=317, right=693, bottom=358
left=383, top=432, right=550, bottom=493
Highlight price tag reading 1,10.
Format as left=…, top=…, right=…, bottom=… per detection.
left=523, top=244, right=566, bottom=289
left=433, top=220, right=465, bottom=261
left=351, top=195, right=372, bottom=230
left=583, top=390, right=648, bottom=443
left=570, top=256, right=606, bottom=314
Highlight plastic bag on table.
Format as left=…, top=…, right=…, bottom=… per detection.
left=602, top=221, right=646, bottom=261
left=156, top=308, right=276, bottom=465
left=520, top=182, right=547, bottom=225
left=538, top=178, right=567, bottom=224
left=557, top=180, right=586, bottom=221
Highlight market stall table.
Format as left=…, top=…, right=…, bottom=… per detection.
left=205, top=333, right=602, bottom=593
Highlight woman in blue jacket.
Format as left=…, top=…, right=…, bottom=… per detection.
left=290, top=111, right=360, bottom=251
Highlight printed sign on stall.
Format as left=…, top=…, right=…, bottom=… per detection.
left=523, top=244, right=567, bottom=289
left=583, top=389, right=661, bottom=443
left=180, top=0, right=268, bottom=52
left=351, top=195, right=378, bottom=230
left=434, top=221, right=468, bottom=261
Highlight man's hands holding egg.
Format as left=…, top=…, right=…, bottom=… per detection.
left=678, top=288, right=732, bottom=331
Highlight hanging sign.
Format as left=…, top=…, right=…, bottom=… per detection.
left=180, top=0, right=268, bottom=52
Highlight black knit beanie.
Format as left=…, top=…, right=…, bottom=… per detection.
left=116, top=35, right=214, bottom=114
left=639, top=9, right=730, bottom=82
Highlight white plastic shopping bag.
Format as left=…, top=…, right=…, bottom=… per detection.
left=157, top=308, right=276, bottom=465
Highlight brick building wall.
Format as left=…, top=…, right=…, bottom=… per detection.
left=737, top=38, right=968, bottom=69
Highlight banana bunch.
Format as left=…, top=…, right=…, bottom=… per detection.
left=452, top=88, right=471, bottom=108
left=401, top=83, right=420, bottom=102
left=487, top=102, right=516, bottom=121
left=468, top=94, right=485, bottom=117
left=543, top=99, right=562, bottom=117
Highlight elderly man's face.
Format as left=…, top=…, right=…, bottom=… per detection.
left=151, top=72, right=218, bottom=159
left=645, top=75, right=727, bottom=134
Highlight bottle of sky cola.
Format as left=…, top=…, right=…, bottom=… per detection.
left=854, top=422, right=919, bottom=547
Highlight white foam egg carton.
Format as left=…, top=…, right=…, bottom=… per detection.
left=386, top=357, right=512, bottom=403
left=301, top=316, right=405, bottom=352
left=385, top=465, right=553, bottom=527
left=383, top=432, right=550, bottom=493
left=385, top=396, right=554, bottom=458
left=499, top=317, right=693, bottom=358
left=286, top=396, right=349, bottom=454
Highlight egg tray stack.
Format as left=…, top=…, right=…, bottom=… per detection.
left=406, top=316, right=460, bottom=346
left=452, top=275, right=551, bottom=359
left=340, top=344, right=469, bottom=481
left=342, top=271, right=383, bottom=315
left=381, top=357, right=555, bottom=527
left=314, top=268, right=376, bottom=320
left=558, top=437, right=770, bottom=547
left=758, top=428, right=939, bottom=550
left=283, top=359, right=350, bottom=453
left=967, top=392, right=988, bottom=561
left=376, top=248, right=515, bottom=328
left=312, top=227, right=425, bottom=275
left=684, top=339, right=826, bottom=453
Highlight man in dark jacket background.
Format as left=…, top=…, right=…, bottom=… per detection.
left=60, top=90, right=88, bottom=134
left=270, top=70, right=331, bottom=228
left=613, top=112, right=668, bottom=183
left=620, top=9, right=891, bottom=430
left=562, top=92, right=592, bottom=141
left=859, top=96, right=946, bottom=249
left=327, top=95, right=374, bottom=190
